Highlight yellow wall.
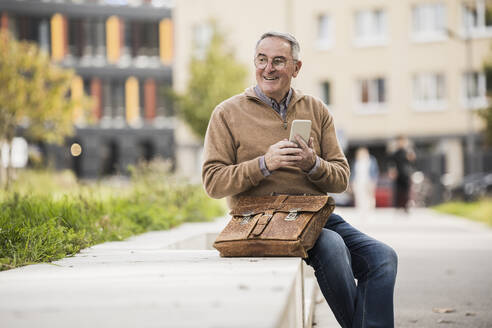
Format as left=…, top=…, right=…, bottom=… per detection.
left=106, top=16, right=120, bottom=63
left=125, top=76, right=139, bottom=124
left=51, top=13, right=64, bottom=61
left=71, top=75, right=84, bottom=124
left=160, top=19, right=173, bottom=64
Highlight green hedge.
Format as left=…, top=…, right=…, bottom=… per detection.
left=433, top=198, right=492, bottom=227
left=0, top=163, right=225, bottom=271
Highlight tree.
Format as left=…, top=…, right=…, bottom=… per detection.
left=483, top=60, right=492, bottom=146
left=174, top=25, right=248, bottom=140
left=477, top=107, right=492, bottom=146
left=482, top=7, right=492, bottom=147
left=0, top=31, right=89, bottom=188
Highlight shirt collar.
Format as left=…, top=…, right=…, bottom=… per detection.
left=254, top=85, right=293, bottom=109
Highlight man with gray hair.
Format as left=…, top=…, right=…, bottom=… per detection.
left=202, top=31, right=398, bottom=328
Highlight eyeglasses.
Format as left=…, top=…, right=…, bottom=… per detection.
left=254, top=55, right=296, bottom=70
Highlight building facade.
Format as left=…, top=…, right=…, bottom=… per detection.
left=0, top=0, right=175, bottom=178
left=174, top=0, right=492, bottom=192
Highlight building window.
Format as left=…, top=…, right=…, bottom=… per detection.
left=67, top=17, right=106, bottom=64
left=141, top=22, right=159, bottom=57
left=354, top=9, right=387, bottom=47
left=102, top=80, right=112, bottom=122
left=151, top=82, right=174, bottom=127
left=193, top=23, right=213, bottom=59
left=8, top=15, right=51, bottom=52
left=68, top=18, right=84, bottom=58
left=94, top=18, right=106, bottom=60
left=412, top=73, right=446, bottom=111
left=320, top=81, right=331, bottom=106
left=316, top=15, right=333, bottom=50
left=112, top=80, right=125, bottom=124
left=138, top=79, right=146, bottom=120
left=462, top=0, right=492, bottom=36
left=156, top=82, right=174, bottom=117
left=463, top=71, right=488, bottom=109
left=38, top=18, right=50, bottom=54
left=356, top=77, right=387, bottom=113
left=412, top=3, right=446, bottom=42
left=100, top=79, right=126, bottom=127
left=122, top=20, right=159, bottom=65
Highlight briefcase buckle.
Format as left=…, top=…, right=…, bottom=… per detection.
left=285, top=208, right=301, bottom=221
left=240, top=213, right=254, bottom=225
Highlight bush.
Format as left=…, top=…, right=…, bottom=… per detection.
left=433, top=198, right=492, bottom=227
left=0, top=162, right=225, bottom=271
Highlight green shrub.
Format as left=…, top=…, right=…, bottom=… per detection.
left=0, top=162, right=225, bottom=271
left=433, top=198, right=492, bottom=227
left=0, top=194, right=102, bottom=269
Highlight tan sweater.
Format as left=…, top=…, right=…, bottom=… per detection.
left=202, top=86, right=350, bottom=209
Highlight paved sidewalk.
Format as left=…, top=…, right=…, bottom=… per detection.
left=2, top=207, right=491, bottom=328
left=0, top=218, right=305, bottom=328
left=312, top=207, right=492, bottom=328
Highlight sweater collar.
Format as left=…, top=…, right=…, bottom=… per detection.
left=245, top=86, right=304, bottom=107
left=253, top=85, right=293, bottom=110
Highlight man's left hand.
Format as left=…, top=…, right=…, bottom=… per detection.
left=293, top=135, right=317, bottom=172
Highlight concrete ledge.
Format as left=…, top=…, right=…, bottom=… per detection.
left=0, top=217, right=315, bottom=328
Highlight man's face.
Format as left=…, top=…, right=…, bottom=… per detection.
left=255, top=37, right=302, bottom=103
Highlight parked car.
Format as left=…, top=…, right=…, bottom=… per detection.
left=450, top=172, right=492, bottom=201
left=328, top=188, right=354, bottom=207
left=329, top=175, right=394, bottom=208
left=375, top=175, right=393, bottom=207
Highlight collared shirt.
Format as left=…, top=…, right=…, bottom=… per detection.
left=254, top=85, right=292, bottom=121
left=254, top=85, right=320, bottom=177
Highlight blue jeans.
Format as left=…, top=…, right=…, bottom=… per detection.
left=305, top=213, right=398, bottom=328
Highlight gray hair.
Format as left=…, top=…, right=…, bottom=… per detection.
left=255, top=31, right=300, bottom=60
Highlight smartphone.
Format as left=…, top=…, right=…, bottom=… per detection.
left=289, top=120, right=312, bottom=145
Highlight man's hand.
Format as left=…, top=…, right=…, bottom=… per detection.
left=293, top=135, right=316, bottom=172
left=264, top=139, right=303, bottom=171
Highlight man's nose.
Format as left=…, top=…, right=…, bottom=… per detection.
left=265, top=60, right=276, bottom=72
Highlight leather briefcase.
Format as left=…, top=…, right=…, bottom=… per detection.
left=213, top=194, right=335, bottom=258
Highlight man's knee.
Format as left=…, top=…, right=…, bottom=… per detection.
left=324, top=212, right=344, bottom=228
left=376, top=243, right=398, bottom=279
left=308, top=229, right=350, bottom=266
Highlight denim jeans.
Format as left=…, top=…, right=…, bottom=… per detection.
left=305, top=213, right=398, bottom=328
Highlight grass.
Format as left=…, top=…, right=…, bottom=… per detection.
left=0, top=160, right=226, bottom=271
left=433, top=198, right=492, bottom=227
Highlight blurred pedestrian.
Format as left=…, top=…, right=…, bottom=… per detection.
left=389, top=135, right=416, bottom=212
left=351, top=147, right=379, bottom=216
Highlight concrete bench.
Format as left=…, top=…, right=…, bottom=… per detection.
left=0, top=217, right=319, bottom=328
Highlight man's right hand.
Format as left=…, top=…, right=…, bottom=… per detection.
left=264, top=139, right=303, bottom=171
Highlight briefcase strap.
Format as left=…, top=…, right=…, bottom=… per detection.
left=251, top=210, right=275, bottom=237
left=272, top=194, right=288, bottom=206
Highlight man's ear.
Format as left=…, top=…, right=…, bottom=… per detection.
left=292, top=60, right=302, bottom=78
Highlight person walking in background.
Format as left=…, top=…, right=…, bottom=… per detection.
left=351, top=147, right=379, bottom=217
left=389, top=135, right=416, bottom=212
